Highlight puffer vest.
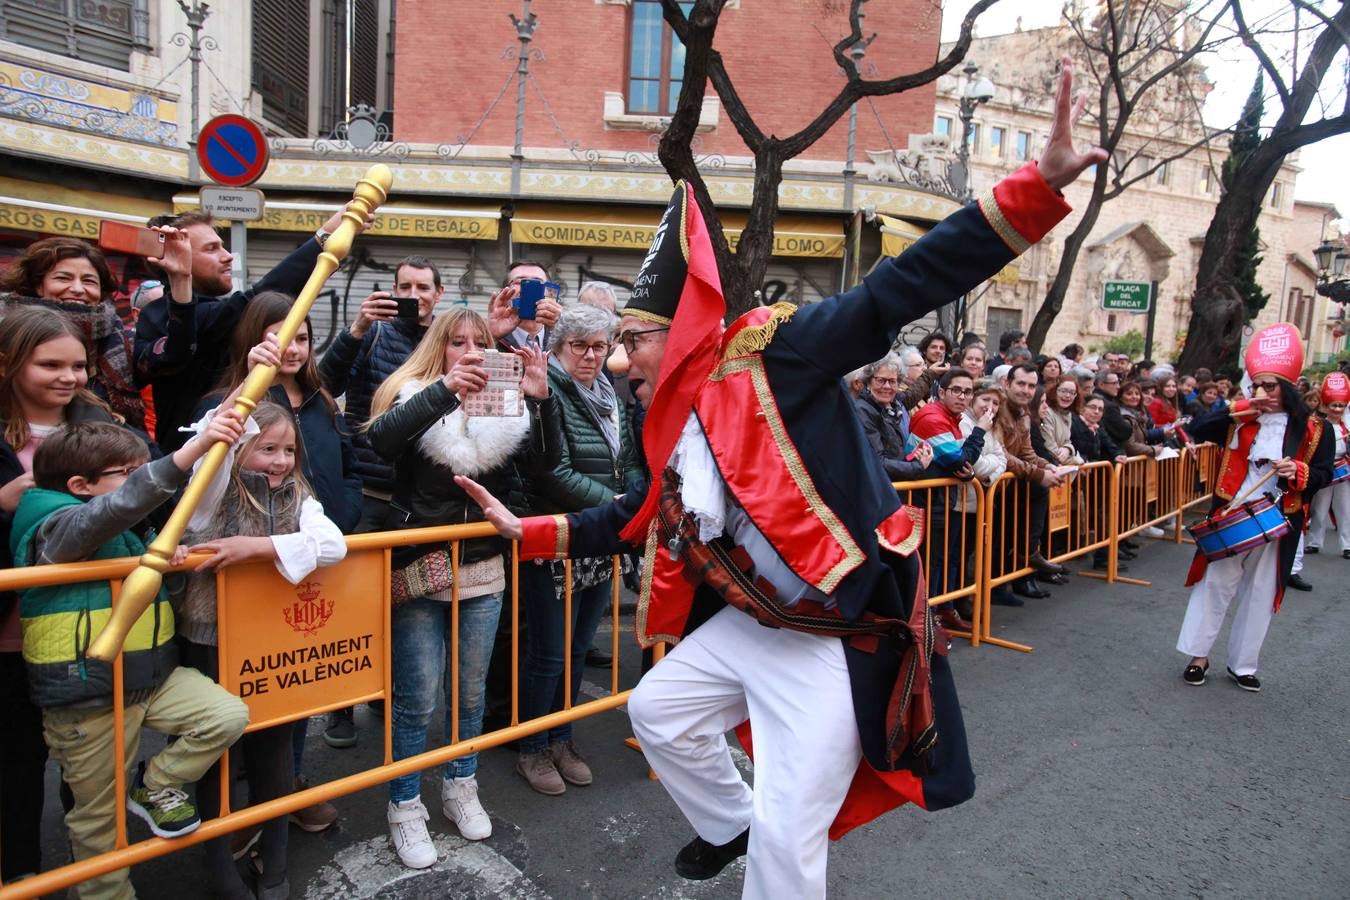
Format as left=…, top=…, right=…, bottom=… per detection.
left=12, top=488, right=176, bottom=708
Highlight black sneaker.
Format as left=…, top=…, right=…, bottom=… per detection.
left=1305, top=546, right=1319, bottom=554
left=323, top=708, right=357, bottom=749
left=674, top=827, right=749, bottom=880
left=1227, top=667, right=1262, bottom=692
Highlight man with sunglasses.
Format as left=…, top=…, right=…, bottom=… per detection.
left=459, top=57, right=1103, bottom=899
left=1176, top=323, right=1334, bottom=693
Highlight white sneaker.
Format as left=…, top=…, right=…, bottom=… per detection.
left=441, top=776, right=492, bottom=840
left=1141, top=526, right=1165, bottom=538
left=387, top=799, right=437, bottom=869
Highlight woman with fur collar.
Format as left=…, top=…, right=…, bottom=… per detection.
left=366, top=307, right=561, bottom=870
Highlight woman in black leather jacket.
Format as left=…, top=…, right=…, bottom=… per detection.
left=366, top=307, right=560, bottom=868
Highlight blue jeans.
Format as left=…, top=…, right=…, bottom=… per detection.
left=388, top=592, right=503, bottom=802
left=519, top=564, right=611, bottom=753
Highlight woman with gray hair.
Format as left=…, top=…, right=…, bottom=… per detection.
left=853, top=353, right=933, bottom=483
left=516, top=303, right=641, bottom=795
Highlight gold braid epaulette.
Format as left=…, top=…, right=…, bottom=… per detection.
left=721, top=302, right=797, bottom=359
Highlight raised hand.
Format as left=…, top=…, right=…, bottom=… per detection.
left=515, top=342, right=550, bottom=399
left=248, top=333, right=283, bottom=370
left=1038, top=56, right=1109, bottom=192
left=351, top=290, right=397, bottom=338
left=488, top=286, right=522, bottom=339
left=455, top=475, right=523, bottom=540
left=443, top=351, right=488, bottom=398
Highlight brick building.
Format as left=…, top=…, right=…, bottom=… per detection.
left=0, top=0, right=963, bottom=337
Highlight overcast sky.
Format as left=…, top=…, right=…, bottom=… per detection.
left=938, top=0, right=1350, bottom=233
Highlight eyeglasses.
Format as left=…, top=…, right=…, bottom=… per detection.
left=870, top=376, right=899, bottom=386
left=566, top=340, right=611, bottom=358
left=96, top=463, right=141, bottom=479
left=1252, top=380, right=1280, bottom=393
left=618, top=326, right=669, bottom=354
left=945, top=387, right=975, bottom=397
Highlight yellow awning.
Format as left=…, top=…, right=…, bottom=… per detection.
left=877, top=214, right=927, bottom=258
left=876, top=213, right=1020, bottom=283
left=0, top=176, right=169, bottom=240
left=172, top=194, right=502, bottom=241
left=512, top=204, right=845, bottom=259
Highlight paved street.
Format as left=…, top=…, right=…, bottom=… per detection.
left=36, top=535, right=1350, bottom=898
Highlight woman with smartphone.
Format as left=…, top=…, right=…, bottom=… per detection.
left=366, top=308, right=561, bottom=870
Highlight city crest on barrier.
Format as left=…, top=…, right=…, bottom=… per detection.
left=283, top=581, right=335, bottom=637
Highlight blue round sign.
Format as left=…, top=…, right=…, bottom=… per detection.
left=197, top=114, right=269, bottom=187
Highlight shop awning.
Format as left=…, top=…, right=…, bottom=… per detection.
left=875, top=212, right=1020, bottom=284
left=0, top=177, right=169, bottom=240
left=512, top=204, right=846, bottom=259
left=172, top=194, right=502, bottom=241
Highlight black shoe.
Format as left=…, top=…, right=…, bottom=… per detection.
left=1028, top=553, right=1068, bottom=577
left=1012, top=578, right=1050, bottom=599
left=322, top=708, right=357, bottom=749
left=1343, top=550, right=1350, bottom=560
left=674, top=828, right=750, bottom=880
left=991, top=588, right=1024, bottom=607
left=1227, top=667, right=1262, bottom=692
left=1043, top=571, right=1069, bottom=586
left=1287, top=573, right=1313, bottom=591
left=1122, top=538, right=1141, bottom=550
left=585, top=647, right=613, bottom=668
left=1118, top=547, right=1138, bottom=560
left=954, top=597, right=975, bottom=621
left=1305, top=546, right=1319, bottom=554
left=1182, top=662, right=1208, bottom=686
left=1092, top=556, right=1128, bottom=572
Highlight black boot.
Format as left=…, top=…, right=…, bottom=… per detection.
left=1012, top=577, right=1050, bottom=599
left=675, top=827, right=750, bottom=880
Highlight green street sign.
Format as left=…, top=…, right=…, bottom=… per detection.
left=1102, top=280, right=1152, bottom=312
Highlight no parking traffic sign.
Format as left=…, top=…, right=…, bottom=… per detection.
left=197, top=114, right=270, bottom=187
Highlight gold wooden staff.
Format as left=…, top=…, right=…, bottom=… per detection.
left=88, top=164, right=393, bottom=662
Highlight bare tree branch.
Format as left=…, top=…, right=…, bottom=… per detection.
left=1233, top=0, right=1292, bottom=105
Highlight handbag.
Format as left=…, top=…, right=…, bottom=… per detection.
left=390, top=547, right=454, bottom=606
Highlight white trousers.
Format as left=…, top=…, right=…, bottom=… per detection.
left=1176, top=540, right=1278, bottom=675
left=628, top=605, right=862, bottom=900
left=1292, top=534, right=1304, bottom=575
left=1307, top=481, right=1350, bottom=551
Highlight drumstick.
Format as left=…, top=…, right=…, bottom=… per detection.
left=1225, top=466, right=1280, bottom=512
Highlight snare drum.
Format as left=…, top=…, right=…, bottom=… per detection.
left=1187, top=495, right=1291, bottom=562
left=1332, top=456, right=1350, bottom=485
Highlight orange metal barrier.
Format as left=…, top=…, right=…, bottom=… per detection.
left=0, top=450, right=1224, bottom=897
left=0, top=523, right=640, bottom=900
left=894, top=477, right=985, bottom=647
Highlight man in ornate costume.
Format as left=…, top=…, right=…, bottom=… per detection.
left=1178, top=323, right=1334, bottom=691
left=459, top=59, right=1102, bottom=899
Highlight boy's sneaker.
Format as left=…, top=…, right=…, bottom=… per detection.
left=387, top=799, right=436, bottom=869
left=128, top=774, right=200, bottom=838
left=441, top=776, right=491, bottom=840
left=322, top=708, right=358, bottom=749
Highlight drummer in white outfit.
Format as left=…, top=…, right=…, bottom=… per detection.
left=1306, top=372, right=1350, bottom=557
left=1175, top=323, right=1334, bottom=692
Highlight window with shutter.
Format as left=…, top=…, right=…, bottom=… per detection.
left=0, top=0, right=148, bottom=71
left=251, top=0, right=311, bottom=137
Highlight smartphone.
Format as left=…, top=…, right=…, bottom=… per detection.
left=462, top=350, right=525, bottom=418
left=98, top=221, right=165, bottom=259
left=392, top=296, right=419, bottom=321
left=543, top=281, right=561, bottom=302
left=514, top=279, right=544, bottom=321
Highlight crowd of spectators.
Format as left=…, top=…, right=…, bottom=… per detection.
left=3, top=209, right=1350, bottom=896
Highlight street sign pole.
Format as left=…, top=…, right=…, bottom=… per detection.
left=1144, top=280, right=1158, bottom=361
left=231, top=220, right=247, bottom=289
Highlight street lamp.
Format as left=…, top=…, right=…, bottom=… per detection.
left=948, top=62, right=994, bottom=337
left=1314, top=237, right=1350, bottom=304
left=954, top=62, right=994, bottom=203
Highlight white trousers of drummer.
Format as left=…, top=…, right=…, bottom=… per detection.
left=628, top=605, right=861, bottom=900
left=1307, top=481, right=1350, bottom=552
left=1177, top=539, right=1278, bottom=676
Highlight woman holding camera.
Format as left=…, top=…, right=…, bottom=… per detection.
left=367, top=307, right=560, bottom=870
